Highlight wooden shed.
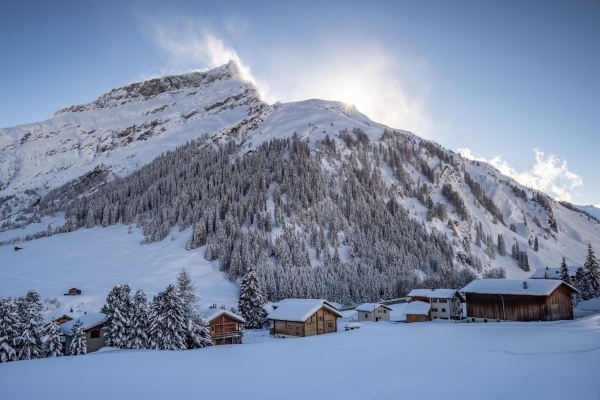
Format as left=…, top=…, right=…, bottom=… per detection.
left=200, top=308, right=246, bottom=345
left=268, top=299, right=342, bottom=337
left=461, top=279, right=578, bottom=322
left=403, top=301, right=431, bottom=323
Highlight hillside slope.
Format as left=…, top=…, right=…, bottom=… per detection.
left=1, top=62, right=599, bottom=308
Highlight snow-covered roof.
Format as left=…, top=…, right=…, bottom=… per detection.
left=198, top=308, right=246, bottom=324
left=403, top=301, right=431, bottom=316
left=59, top=313, right=106, bottom=335
left=531, top=266, right=579, bottom=279
left=354, top=303, right=393, bottom=312
left=461, top=279, right=578, bottom=297
left=268, top=299, right=342, bottom=322
left=407, top=289, right=464, bottom=301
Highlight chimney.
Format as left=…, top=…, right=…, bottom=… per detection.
left=523, top=282, right=528, bottom=289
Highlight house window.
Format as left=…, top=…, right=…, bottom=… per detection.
left=383, top=310, right=387, bottom=313
left=211, top=326, right=215, bottom=332
left=442, top=308, right=446, bottom=313
left=90, top=330, right=100, bottom=339
left=432, top=308, right=438, bottom=312
left=365, top=314, right=368, bottom=318
left=319, top=317, right=323, bottom=321
left=326, top=322, right=332, bottom=328
left=296, top=326, right=301, bottom=333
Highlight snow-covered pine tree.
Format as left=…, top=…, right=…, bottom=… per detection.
left=534, top=236, right=539, bottom=252
left=18, top=290, right=44, bottom=360
left=175, top=269, right=212, bottom=349
left=575, top=267, right=586, bottom=304
left=129, top=289, right=149, bottom=349
left=43, top=317, right=63, bottom=357
left=100, top=284, right=131, bottom=348
left=559, top=257, right=573, bottom=285
left=148, top=284, right=187, bottom=350
left=497, top=233, right=506, bottom=257
left=520, top=251, right=530, bottom=272
left=177, top=269, right=199, bottom=311
left=186, top=221, right=206, bottom=250
left=69, top=320, right=87, bottom=355
left=185, top=313, right=213, bottom=349
left=0, top=298, right=19, bottom=362
left=238, top=267, right=268, bottom=329
left=583, top=243, right=600, bottom=299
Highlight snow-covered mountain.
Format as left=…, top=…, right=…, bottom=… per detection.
left=1, top=61, right=599, bottom=310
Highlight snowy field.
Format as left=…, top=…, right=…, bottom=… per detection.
left=1, top=313, right=599, bottom=400
left=0, top=223, right=239, bottom=314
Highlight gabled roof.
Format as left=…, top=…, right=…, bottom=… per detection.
left=59, top=313, right=107, bottom=335
left=198, top=308, right=246, bottom=324
left=460, top=279, right=578, bottom=297
left=354, top=303, right=393, bottom=312
left=407, top=289, right=465, bottom=302
left=268, top=299, right=342, bottom=322
left=403, top=301, right=431, bottom=316
left=531, top=266, right=579, bottom=279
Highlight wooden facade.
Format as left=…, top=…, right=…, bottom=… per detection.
left=465, top=284, right=575, bottom=321
left=405, top=314, right=429, bottom=323
left=207, top=313, right=243, bottom=345
left=271, top=307, right=340, bottom=337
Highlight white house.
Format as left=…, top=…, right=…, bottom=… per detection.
left=354, top=303, right=392, bottom=322
left=531, top=266, right=579, bottom=282
left=407, top=289, right=465, bottom=320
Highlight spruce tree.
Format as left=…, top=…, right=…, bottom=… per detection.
left=101, top=284, right=131, bottom=348
left=583, top=243, right=600, bottom=299
left=43, top=317, right=63, bottom=357
left=148, top=284, right=187, bottom=350
left=18, top=290, right=44, bottom=360
left=238, top=267, right=268, bottom=329
left=129, top=289, right=149, bottom=349
left=559, top=257, right=573, bottom=285
left=176, top=270, right=212, bottom=349
left=0, top=298, right=19, bottom=363
left=497, top=233, right=506, bottom=257
left=575, top=267, right=586, bottom=304
left=69, top=320, right=87, bottom=355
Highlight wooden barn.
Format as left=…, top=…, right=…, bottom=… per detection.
left=199, top=308, right=246, bottom=345
left=64, top=287, right=82, bottom=296
left=268, top=299, right=342, bottom=337
left=403, top=301, right=431, bottom=323
left=461, top=279, right=578, bottom=322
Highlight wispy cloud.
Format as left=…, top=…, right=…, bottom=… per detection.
left=458, top=148, right=583, bottom=202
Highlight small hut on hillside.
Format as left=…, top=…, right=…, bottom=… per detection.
left=461, top=279, right=577, bottom=322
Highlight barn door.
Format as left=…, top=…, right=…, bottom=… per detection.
left=550, top=304, right=560, bottom=320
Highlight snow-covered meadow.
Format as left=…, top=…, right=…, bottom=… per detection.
left=1, top=311, right=599, bottom=400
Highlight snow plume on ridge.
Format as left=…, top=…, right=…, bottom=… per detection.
left=151, top=21, right=260, bottom=90
left=458, top=148, right=583, bottom=202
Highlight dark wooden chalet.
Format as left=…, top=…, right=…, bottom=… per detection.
left=461, top=279, right=578, bottom=322
left=267, top=299, right=342, bottom=337
left=64, top=288, right=82, bottom=296
left=200, top=309, right=246, bottom=345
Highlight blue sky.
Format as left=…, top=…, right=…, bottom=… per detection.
left=1, top=0, right=598, bottom=205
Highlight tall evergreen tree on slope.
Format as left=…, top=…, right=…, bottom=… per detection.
left=176, top=269, right=212, bottom=349
left=18, top=290, right=44, bottom=360
left=129, top=289, right=149, bottom=349
left=238, top=267, right=268, bottom=329
left=582, top=243, right=600, bottom=300
left=148, top=284, right=187, bottom=350
left=559, top=257, right=573, bottom=286
left=43, top=317, right=63, bottom=357
left=69, top=320, right=87, bottom=355
left=101, top=284, right=131, bottom=348
left=0, top=298, right=19, bottom=362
